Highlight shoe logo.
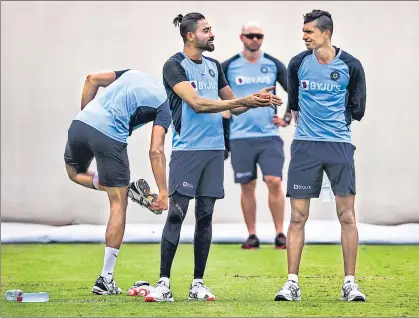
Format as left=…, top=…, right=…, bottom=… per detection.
left=163, top=291, right=172, bottom=299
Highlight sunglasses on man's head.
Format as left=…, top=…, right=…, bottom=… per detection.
left=242, top=33, right=264, bottom=40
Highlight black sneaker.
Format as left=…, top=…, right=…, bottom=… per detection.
left=91, top=276, right=122, bottom=295
left=275, top=232, right=287, bottom=249
left=241, top=234, right=260, bottom=249
left=128, top=179, right=161, bottom=215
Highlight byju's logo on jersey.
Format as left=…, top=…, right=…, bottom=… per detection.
left=190, top=81, right=198, bottom=90
left=300, top=80, right=342, bottom=92
left=235, top=75, right=271, bottom=86
left=190, top=80, right=217, bottom=91
left=301, top=80, right=309, bottom=90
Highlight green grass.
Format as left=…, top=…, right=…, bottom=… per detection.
left=1, top=244, right=418, bottom=317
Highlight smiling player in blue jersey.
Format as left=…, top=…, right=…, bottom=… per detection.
left=274, top=10, right=367, bottom=302
left=64, top=69, right=171, bottom=295
left=222, top=22, right=290, bottom=250
left=145, top=12, right=283, bottom=303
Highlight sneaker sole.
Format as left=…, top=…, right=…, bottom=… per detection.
left=91, top=286, right=121, bottom=295
left=342, top=296, right=366, bottom=301
left=274, top=295, right=301, bottom=301
left=145, top=296, right=174, bottom=302
left=128, top=182, right=162, bottom=215
left=275, top=245, right=287, bottom=250
left=241, top=246, right=260, bottom=250
left=188, top=296, right=216, bottom=301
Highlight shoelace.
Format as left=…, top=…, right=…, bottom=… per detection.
left=155, top=281, right=169, bottom=293
left=343, top=282, right=359, bottom=296
left=103, top=278, right=119, bottom=294
left=281, top=281, right=299, bottom=298
left=192, top=282, right=211, bottom=294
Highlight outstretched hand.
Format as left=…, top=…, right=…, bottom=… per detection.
left=255, top=86, right=283, bottom=107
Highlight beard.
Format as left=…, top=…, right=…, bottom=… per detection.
left=197, top=38, right=215, bottom=52
left=245, top=43, right=261, bottom=52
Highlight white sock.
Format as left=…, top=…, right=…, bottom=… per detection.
left=159, top=277, right=170, bottom=286
left=288, top=274, right=298, bottom=283
left=192, top=278, right=203, bottom=286
left=93, top=172, right=100, bottom=190
left=344, top=275, right=355, bottom=283
left=101, top=247, right=119, bottom=281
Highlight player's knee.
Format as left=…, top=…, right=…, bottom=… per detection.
left=196, top=197, right=215, bottom=229
left=337, top=207, right=356, bottom=225
left=241, top=180, right=256, bottom=195
left=167, top=208, right=186, bottom=225
left=166, top=192, right=190, bottom=225
left=65, top=164, right=78, bottom=182
left=290, top=208, right=308, bottom=226
left=265, top=176, right=282, bottom=192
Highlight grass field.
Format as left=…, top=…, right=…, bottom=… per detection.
left=1, top=244, right=418, bottom=317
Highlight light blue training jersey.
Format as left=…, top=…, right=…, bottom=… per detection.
left=162, top=52, right=229, bottom=151
left=222, top=52, right=287, bottom=140
left=76, top=69, right=171, bottom=143
left=287, top=47, right=366, bottom=143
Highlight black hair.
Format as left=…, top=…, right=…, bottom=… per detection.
left=303, top=10, right=333, bottom=36
left=173, top=12, right=206, bottom=42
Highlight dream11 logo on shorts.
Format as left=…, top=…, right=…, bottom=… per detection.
left=300, top=80, right=342, bottom=92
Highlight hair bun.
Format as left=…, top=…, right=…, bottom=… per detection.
left=173, top=13, right=184, bottom=27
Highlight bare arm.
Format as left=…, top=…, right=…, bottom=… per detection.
left=149, top=125, right=168, bottom=210
left=81, top=72, right=118, bottom=110
left=172, top=82, right=272, bottom=113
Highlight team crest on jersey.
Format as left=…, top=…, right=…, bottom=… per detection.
left=330, top=71, right=340, bottom=81
left=260, top=66, right=268, bottom=74
left=190, top=81, right=198, bottom=90
left=209, top=69, right=215, bottom=77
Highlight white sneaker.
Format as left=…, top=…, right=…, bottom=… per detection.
left=188, top=282, right=216, bottom=301
left=144, top=280, right=174, bottom=302
left=341, top=281, right=366, bottom=301
left=274, top=280, right=301, bottom=301
left=128, top=179, right=162, bottom=215
left=91, top=276, right=122, bottom=295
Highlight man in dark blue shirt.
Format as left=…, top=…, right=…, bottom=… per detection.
left=274, top=10, right=367, bottom=302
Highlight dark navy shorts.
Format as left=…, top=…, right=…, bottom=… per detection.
left=64, top=120, right=130, bottom=187
left=287, top=140, right=356, bottom=198
left=169, top=150, right=224, bottom=199
left=230, top=136, right=285, bottom=184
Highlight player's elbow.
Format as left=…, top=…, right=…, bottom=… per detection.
left=85, top=74, right=99, bottom=87
left=149, top=146, right=165, bottom=159
left=190, top=99, right=205, bottom=113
